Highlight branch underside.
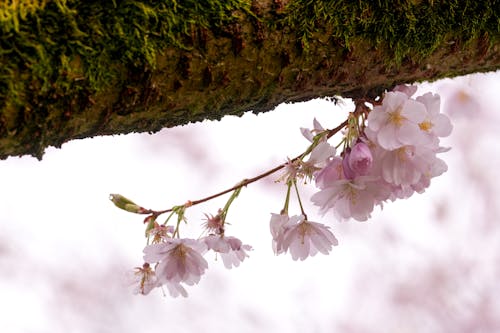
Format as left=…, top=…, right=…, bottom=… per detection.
left=0, top=0, right=498, bottom=159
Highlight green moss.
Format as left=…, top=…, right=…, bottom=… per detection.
left=0, top=0, right=498, bottom=158
left=0, top=0, right=252, bottom=110
left=282, top=0, right=499, bottom=63
left=0, top=0, right=48, bottom=32
left=2, top=0, right=496, bottom=113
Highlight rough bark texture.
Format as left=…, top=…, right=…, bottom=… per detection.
left=0, top=0, right=498, bottom=159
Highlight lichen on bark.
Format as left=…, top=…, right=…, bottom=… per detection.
left=0, top=0, right=498, bottom=159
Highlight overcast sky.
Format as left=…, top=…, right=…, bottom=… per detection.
left=1, top=71, right=499, bottom=333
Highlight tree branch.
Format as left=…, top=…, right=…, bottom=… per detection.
left=0, top=1, right=498, bottom=159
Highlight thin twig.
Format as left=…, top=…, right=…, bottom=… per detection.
left=150, top=119, right=349, bottom=216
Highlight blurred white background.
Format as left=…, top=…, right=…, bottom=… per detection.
left=0, top=71, right=499, bottom=333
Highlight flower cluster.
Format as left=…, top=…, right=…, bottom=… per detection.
left=310, top=87, right=452, bottom=221
left=121, top=192, right=252, bottom=297
left=112, top=84, right=453, bottom=298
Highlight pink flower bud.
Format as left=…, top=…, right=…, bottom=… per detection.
left=393, top=84, right=417, bottom=97
left=314, top=157, right=344, bottom=188
left=342, top=150, right=355, bottom=179
left=348, top=142, right=373, bottom=176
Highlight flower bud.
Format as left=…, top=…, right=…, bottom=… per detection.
left=342, top=150, right=356, bottom=179
left=348, top=142, right=373, bottom=176
left=109, top=194, right=147, bottom=214
left=314, top=157, right=344, bottom=188
left=393, top=84, right=417, bottom=97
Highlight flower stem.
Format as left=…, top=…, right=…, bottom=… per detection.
left=293, top=180, right=307, bottom=219
left=142, top=119, right=349, bottom=217
left=220, top=187, right=242, bottom=226
left=282, top=181, right=292, bottom=214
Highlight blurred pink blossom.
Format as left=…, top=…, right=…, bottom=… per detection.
left=143, top=238, right=208, bottom=288
left=393, top=83, right=417, bottom=97
left=128, top=263, right=157, bottom=295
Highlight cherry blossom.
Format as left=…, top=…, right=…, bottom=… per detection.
left=379, top=145, right=443, bottom=187
left=129, top=263, right=157, bottom=295
left=164, top=281, right=188, bottom=298
left=444, top=87, right=482, bottom=118
left=270, top=213, right=290, bottom=255
left=348, top=142, right=373, bottom=177
left=393, top=84, right=417, bottom=97
left=389, top=153, right=448, bottom=200
left=311, top=176, right=390, bottom=221
left=299, top=141, right=336, bottom=179
left=220, top=237, right=252, bottom=269
left=314, top=157, right=344, bottom=189
left=300, top=118, right=326, bottom=142
left=280, top=215, right=338, bottom=261
left=202, top=211, right=224, bottom=234
left=366, top=91, right=427, bottom=150
left=147, top=223, right=174, bottom=243
left=143, top=238, right=208, bottom=286
left=342, top=150, right=356, bottom=179
left=278, top=158, right=300, bottom=184
left=203, top=234, right=252, bottom=269
left=416, top=92, right=453, bottom=144
left=111, top=83, right=454, bottom=299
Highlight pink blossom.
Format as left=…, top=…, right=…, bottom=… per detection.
left=277, top=158, right=300, bottom=183
left=129, top=263, right=158, bottom=295
left=348, top=142, right=373, bottom=176
left=342, top=150, right=356, bottom=179
left=164, top=281, right=188, bottom=298
left=300, top=118, right=326, bottom=142
left=416, top=92, right=453, bottom=144
left=220, top=237, right=252, bottom=269
left=366, top=91, right=427, bottom=150
left=309, top=141, right=336, bottom=163
left=204, top=234, right=231, bottom=253
left=280, top=215, right=338, bottom=261
left=143, top=238, right=208, bottom=286
left=147, top=223, right=174, bottom=243
left=203, top=235, right=252, bottom=269
left=379, top=145, right=442, bottom=187
left=300, top=141, right=336, bottom=179
left=270, top=213, right=290, bottom=255
left=392, top=153, right=448, bottom=199
left=280, top=142, right=336, bottom=183
left=202, top=211, right=224, bottom=234
left=393, top=84, right=417, bottom=97
left=314, top=157, right=344, bottom=189
left=444, top=87, right=481, bottom=118
left=311, top=176, right=390, bottom=221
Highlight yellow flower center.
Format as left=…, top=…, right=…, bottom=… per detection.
left=419, top=121, right=433, bottom=132
left=173, top=244, right=187, bottom=260
left=396, top=147, right=415, bottom=162
left=388, top=107, right=406, bottom=127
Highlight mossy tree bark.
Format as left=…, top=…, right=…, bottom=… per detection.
left=0, top=0, right=498, bottom=159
